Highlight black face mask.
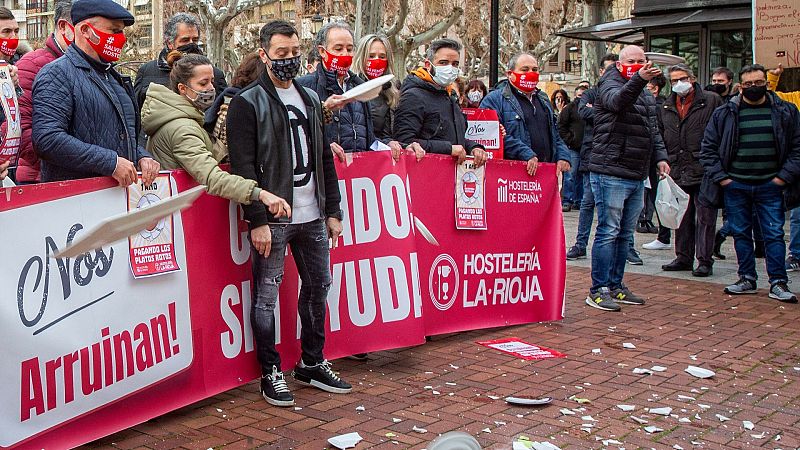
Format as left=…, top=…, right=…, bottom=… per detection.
left=268, top=55, right=302, bottom=82
left=705, top=83, right=727, bottom=96
left=742, top=85, right=767, bottom=102
left=177, top=43, right=203, bottom=55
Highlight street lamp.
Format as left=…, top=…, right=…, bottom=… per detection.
left=311, top=13, right=323, bottom=35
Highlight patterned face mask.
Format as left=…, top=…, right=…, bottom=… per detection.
left=268, top=54, right=302, bottom=82
left=185, top=86, right=216, bottom=111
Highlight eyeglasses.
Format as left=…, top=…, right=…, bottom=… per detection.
left=741, top=80, right=767, bottom=88
left=670, top=76, right=690, bottom=84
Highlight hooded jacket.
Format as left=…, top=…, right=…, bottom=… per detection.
left=133, top=47, right=228, bottom=110
left=589, top=65, right=668, bottom=180
left=141, top=83, right=257, bottom=205
left=394, top=68, right=482, bottom=154
left=658, top=83, right=723, bottom=187
left=700, top=92, right=800, bottom=210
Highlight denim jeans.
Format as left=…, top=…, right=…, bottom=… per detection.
left=723, top=180, right=787, bottom=284
left=251, top=218, right=331, bottom=373
left=574, top=173, right=594, bottom=250
left=590, top=173, right=644, bottom=292
left=561, top=149, right=582, bottom=206
left=789, top=207, right=800, bottom=258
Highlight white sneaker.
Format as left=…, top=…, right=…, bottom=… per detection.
left=642, top=239, right=671, bottom=250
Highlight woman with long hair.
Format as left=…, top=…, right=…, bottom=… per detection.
left=464, top=79, right=488, bottom=108
left=141, top=51, right=289, bottom=216
left=550, top=88, right=570, bottom=115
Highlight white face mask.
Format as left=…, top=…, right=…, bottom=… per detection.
left=467, top=90, right=483, bottom=103
left=431, top=64, right=461, bottom=87
left=672, top=80, right=692, bottom=97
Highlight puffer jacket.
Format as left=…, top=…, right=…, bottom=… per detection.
left=700, top=92, right=800, bottom=210
left=133, top=47, right=228, bottom=110
left=32, top=45, right=151, bottom=182
left=297, top=65, right=374, bottom=152
left=9, top=34, right=64, bottom=183
left=557, top=97, right=584, bottom=151
left=658, top=84, right=723, bottom=187
left=480, top=79, right=569, bottom=162
left=142, top=83, right=257, bottom=204
left=395, top=69, right=482, bottom=154
left=589, top=65, right=668, bottom=180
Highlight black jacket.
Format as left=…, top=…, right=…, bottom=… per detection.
left=133, top=47, right=228, bottom=110
left=297, top=65, right=374, bottom=152
left=577, top=87, right=597, bottom=173
left=700, top=92, right=800, bottom=210
left=226, top=73, right=340, bottom=229
left=557, top=97, right=584, bottom=151
left=589, top=66, right=668, bottom=180
left=394, top=71, right=482, bottom=154
left=658, top=84, right=723, bottom=187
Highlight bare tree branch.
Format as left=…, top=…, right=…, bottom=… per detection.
left=408, top=6, right=463, bottom=49
left=385, top=0, right=409, bottom=37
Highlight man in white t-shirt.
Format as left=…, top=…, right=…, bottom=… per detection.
left=227, top=20, right=353, bottom=408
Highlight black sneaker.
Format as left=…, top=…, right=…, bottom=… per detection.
left=261, top=366, right=294, bottom=407
left=585, top=287, right=621, bottom=312
left=786, top=256, right=800, bottom=272
left=612, top=286, right=645, bottom=305
left=724, top=277, right=757, bottom=295
left=566, top=245, right=587, bottom=260
left=769, top=281, right=798, bottom=303
left=627, top=248, right=643, bottom=265
left=293, top=360, right=352, bottom=394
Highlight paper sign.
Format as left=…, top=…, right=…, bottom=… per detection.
left=127, top=174, right=181, bottom=278
left=754, top=0, right=800, bottom=68
left=478, top=337, right=566, bottom=360
left=0, top=62, right=20, bottom=167
left=463, top=108, right=504, bottom=160
left=455, top=160, right=487, bottom=230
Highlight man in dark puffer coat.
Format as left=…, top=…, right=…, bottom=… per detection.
left=585, top=45, right=670, bottom=313
left=297, top=22, right=374, bottom=158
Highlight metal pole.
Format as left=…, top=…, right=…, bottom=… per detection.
left=489, top=0, right=500, bottom=88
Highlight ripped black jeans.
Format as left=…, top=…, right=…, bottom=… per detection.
left=250, top=218, right=331, bottom=373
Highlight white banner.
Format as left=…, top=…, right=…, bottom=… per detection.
left=0, top=179, right=193, bottom=447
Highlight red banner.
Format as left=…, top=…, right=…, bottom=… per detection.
left=0, top=152, right=563, bottom=449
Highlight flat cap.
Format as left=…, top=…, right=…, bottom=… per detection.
left=71, top=0, right=135, bottom=27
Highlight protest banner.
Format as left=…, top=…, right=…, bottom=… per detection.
left=463, top=108, right=504, bottom=160
left=455, top=160, right=487, bottom=230
left=0, top=62, right=20, bottom=167
left=753, top=0, right=800, bottom=68
left=0, top=153, right=564, bottom=449
left=127, top=174, right=182, bottom=278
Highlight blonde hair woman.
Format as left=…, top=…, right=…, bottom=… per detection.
left=352, top=34, right=400, bottom=141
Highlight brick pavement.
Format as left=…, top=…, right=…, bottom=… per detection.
left=80, top=265, right=800, bottom=450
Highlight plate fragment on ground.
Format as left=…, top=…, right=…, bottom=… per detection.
left=631, top=416, right=648, bottom=424
left=685, top=366, right=715, bottom=378
left=506, top=396, right=553, bottom=406
left=392, top=418, right=402, bottom=423
left=530, top=442, right=561, bottom=450
left=623, top=342, right=636, bottom=349
left=677, top=395, right=695, bottom=401
left=487, top=395, right=501, bottom=400
left=355, top=405, right=365, bottom=411
left=716, top=414, right=731, bottom=422
left=649, top=407, right=673, bottom=416
left=617, top=404, right=635, bottom=411
left=560, top=408, right=576, bottom=416
left=481, top=428, right=492, bottom=433
left=412, top=425, right=428, bottom=433
left=328, top=432, right=363, bottom=449
left=592, top=348, right=601, bottom=354
left=581, top=415, right=597, bottom=422
left=603, top=439, right=623, bottom=446
left=651, top=366, right=667, bottom=372
left=751, top=432, right=767, bottom=439
left=644, top=426, right=663, bottom=434
left=743, top=420, right=754, bottom=430
left=679, top=417, right=691, bottom=423
left=698, top=404, right=711, bottom=409
left=633, top=368, right=654, bottom=375
left=568, top=395, right=591, bottom=404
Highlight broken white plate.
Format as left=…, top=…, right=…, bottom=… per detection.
left=355, top=405, right=365, bottom=411
left=581, top=415, right=596, bottom=422
left=592, top=348, right=601, bottom=354
left=392, top=418, right=402, bottom=423
left=677, top=395, right=695, bottom=401
left=631, top=416, right=648, bottom=424
left=679, top=417, right=691, bottom=423
left=412, top=425, right=428, bottom=434
left=428, top=431, right=482, bottom=450
left=649, top=407, right=673, bottom=416
left=559, top=408, right=576, bottom=416
left=644, top=426, right=663, bottom=434
left=685, top=366, right=715, bottom=379
left=751, top=432, right=767, bottom=439
left=743, top=420, right=754, bottom=430
left=505, top=396, right=553, bottom=406
left=617, top=404, right=635, bottom=411
left=633, top=368, right=654, bottom=375
left=328, top=432, right=363, bottom=449
left=531, top=442, right=561, bottom=450
left=603, top=439, right=623, bottom=446
left=651, top=366, right=667, bottom=372
left=716, top=414, right=730, bottom=422
left=622, top=342, right=636, bottom=349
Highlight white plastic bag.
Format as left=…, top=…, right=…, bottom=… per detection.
left=655, top=174, right=689, bottom=229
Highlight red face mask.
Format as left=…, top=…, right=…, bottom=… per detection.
left=619, top=63, right=644, bottom=80
left=509, top=71, right=539, bottom=93
left=63, top=23, right=75, bottom=47
left=365, top=58, right=388, bottom=79
left=85, top=23, right=126, bottom=63
left=0, top=38, right=18, bottom=57
left=323, top=53, right=353, bottom=74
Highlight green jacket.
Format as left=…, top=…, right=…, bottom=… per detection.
left=142, top=83, right=257, bottom=205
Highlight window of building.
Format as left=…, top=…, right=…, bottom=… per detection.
left=649, top=31, right=700, bottom=76
left=709, top=29, right=752, bottom=78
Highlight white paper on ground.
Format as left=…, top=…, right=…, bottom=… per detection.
left=328, top=432, right=363, bottom=449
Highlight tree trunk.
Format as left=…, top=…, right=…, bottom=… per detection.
left=207, top=24, right=226, bottom=69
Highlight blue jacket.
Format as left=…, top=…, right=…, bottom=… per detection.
left=480, top=80, right=570, bottom=163
left=32, top=45, right=150, bottom=182
left=297, top=65, right=374, bottom=152
left=700, top=92, right=800, bottom=210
